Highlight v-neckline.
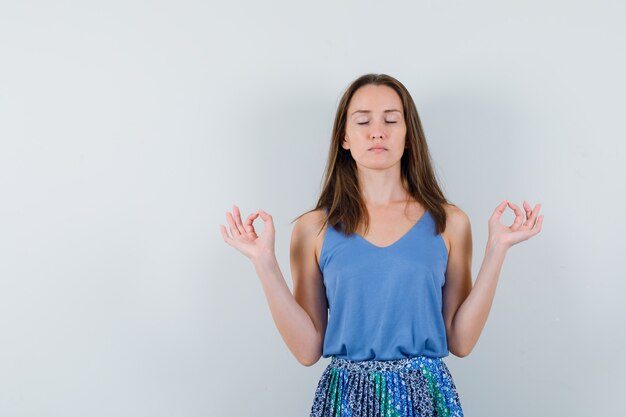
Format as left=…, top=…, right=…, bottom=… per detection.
left=354, top=210, right=429, bottom=249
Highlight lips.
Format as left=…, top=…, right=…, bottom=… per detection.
left=369, top=146, right=387, bottom=150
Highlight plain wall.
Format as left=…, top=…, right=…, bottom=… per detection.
left=1, top=1, right=624, bottom=416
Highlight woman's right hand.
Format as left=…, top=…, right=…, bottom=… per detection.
left=220, top=204, right=276, bottom=262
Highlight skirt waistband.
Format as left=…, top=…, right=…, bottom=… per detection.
left=329, top=355, right=446, bottom=373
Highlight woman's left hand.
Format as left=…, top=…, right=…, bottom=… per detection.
left=488, top=200, right=543, bottom=249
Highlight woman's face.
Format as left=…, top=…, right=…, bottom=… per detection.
left=342, top=84, right=407, bottom=171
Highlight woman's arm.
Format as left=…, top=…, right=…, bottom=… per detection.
left=221, top=206, right=327, bottom=366
left=443, top=200, right=543, bottom=357
left=252, top=241, right=327, bottom=366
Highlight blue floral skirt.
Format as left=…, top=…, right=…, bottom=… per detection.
left=310, top=355, right=464, bottom=417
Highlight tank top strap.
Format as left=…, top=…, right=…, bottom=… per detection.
left=319, top=207, right=339, bottom=272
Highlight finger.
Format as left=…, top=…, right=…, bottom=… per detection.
left=528, top=213, right=543, bottom=236
left=232, top=205, right=248, bottom=235
left=245, top=211, right=259, bottom=234
left=226, top=211, right=242, bottom=237
left=523, top=200, right=532, bottom=219
left=220, top=224, right=234, bottom=244
left=534, top=214, right=544, bottom=232
left=520, top=200, right=533, bottom=227
left=507, top=201, right=525, bottom=229
left=529, top=203, right=542, bottom=229
left=491, top=200, right=508, bottom=222
left=257, top=209, right=275, bottom=232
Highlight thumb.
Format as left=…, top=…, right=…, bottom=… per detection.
left=258, top=209, right=274, bottom=225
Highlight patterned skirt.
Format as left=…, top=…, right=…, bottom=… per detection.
left=310, top=355, right=464, bottom=417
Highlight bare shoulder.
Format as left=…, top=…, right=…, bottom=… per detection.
left=292, top=208, right=327, bottom=239
left=443, top=203, right=469, bottom=223
left=441, top=203, right=472, bottom=253
left=291, top=208, right=328, bottom=266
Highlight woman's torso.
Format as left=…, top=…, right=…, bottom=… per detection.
left=314, top=201, right=452, bottom=360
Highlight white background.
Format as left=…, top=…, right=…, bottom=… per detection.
left=1, top=1, right=624, bottom=416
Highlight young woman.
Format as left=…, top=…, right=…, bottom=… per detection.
left=220, top=73, right=543, bottom=416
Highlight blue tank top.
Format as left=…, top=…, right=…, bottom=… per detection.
left=318, top=208, right=449, bottom=360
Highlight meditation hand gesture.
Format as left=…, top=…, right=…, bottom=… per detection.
left=489, top=200, right=543, bottom=249
left=220, top=205, right=276, bottom=262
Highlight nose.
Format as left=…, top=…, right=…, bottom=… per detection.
left=370, top=129, right=383, bottom=140
left=370, top=121, right=384, bottom=140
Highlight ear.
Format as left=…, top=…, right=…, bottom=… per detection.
left=342, top=135, right=350, bottom=150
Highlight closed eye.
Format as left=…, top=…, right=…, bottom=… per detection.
left=357, top=121, right=397, bottom=125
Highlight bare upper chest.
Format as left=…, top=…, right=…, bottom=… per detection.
left=314, top=206, right=451, bottom=261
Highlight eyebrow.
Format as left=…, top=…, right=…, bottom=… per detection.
left=351, top=109, right=402, bottom=116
